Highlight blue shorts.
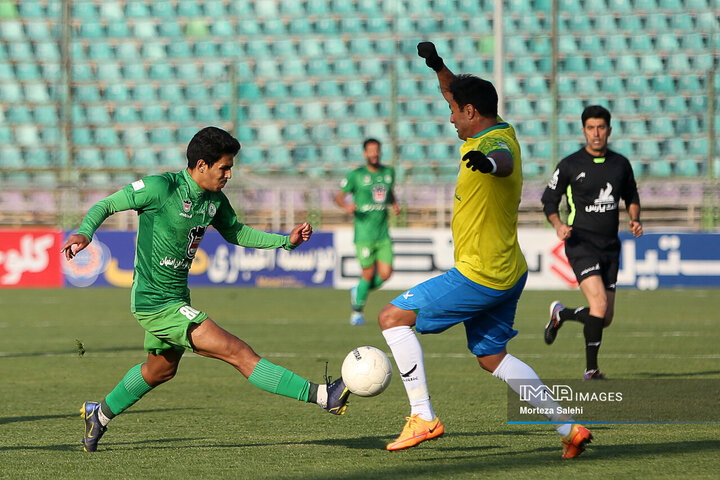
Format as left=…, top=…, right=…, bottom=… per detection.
left=390, top=268, right=527, bottom=356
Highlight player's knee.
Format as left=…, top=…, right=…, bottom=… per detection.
left=145, top=366, right=177, bottom=386
left=378, top=304, right=400, bottom=330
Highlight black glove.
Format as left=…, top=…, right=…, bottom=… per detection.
left=462, top=150, right=496, bottom=174
left=417, top=41, right=444, bottom=72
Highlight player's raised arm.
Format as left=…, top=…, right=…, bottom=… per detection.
left=417, top=41, right=456, bottom=103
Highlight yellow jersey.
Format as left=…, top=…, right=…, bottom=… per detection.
left=453, top=119, right=528, bottom=289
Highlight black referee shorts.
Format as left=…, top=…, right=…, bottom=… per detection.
left=564, top=231, right=620, bottom=290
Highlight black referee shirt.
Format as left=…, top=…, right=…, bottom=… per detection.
left=541, top=148, right=640, bottom=240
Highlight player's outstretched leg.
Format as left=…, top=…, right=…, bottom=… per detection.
left=561, top=424, right=593, bottom=458
left=80, top=401, right=107, bottom=452
left=544, top=301, right=565, bottom=345
left=386, top=414, right=444, bottom=451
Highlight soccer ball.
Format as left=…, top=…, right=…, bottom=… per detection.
left=341, top=346, right=393, bottom=397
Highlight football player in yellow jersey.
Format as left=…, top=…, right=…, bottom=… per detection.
left=376, top=42, right=592, bottom=458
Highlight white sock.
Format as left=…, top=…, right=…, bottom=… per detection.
left=316, top=384, right=328, bottom=409
left=382, top=326, right=435, bottom=421
left=492, top=354, right=572, bottom=436
left=97, top=406, right=111, bottom=426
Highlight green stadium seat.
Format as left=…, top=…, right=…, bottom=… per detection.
left=72, top=2, right=98, bottom=20
left=656, top=33, right=679, bottom=52
left=97, top=61, right=121, bottom=81
left=664, top=137, right=685, bottom=155
left=611, top=97, right=635, bottom=115
left=104, top=83, right=129, bottom=102
left=70, top=105, right=85, bottom=124
left=525, top=76, right=549, bottom=95
left=204, top=0, right=226, bottom=16
left=640, top=54, right=663, bottom=74
left=203, top=60, right=226, bottom=79
left=290, top=80, right=314, bottom=98
left=41, top=127, right=62, bottom=145
left=505, top=99, right=532, bottom=117
left=315, top=18, right=338, bottom=35
left=150, top=127, right=175, bottom=144
left=688, top=138, right=709, bottom=156
left=140, top=104, right=165, bottom=123
left=366, top=17, right=390, bottom=34
left=648, top=159, right=672, bottom=177
left=562, top=56, right=586, bottom=73
left=337, top=123, right=362, bottom=140
left=687, top=96, right=707, bottom=113
left=399, top=144, right=424, bottom=161
left=131, top=149, right=156, bottom=167
left=123, top=127, right=149, bottom=146
left=157, top=20, right=182, bottom=37
left=280, top=58, right=305, bottom=78
left=125, top=1, right=149, bottom=17
left=306, top=58, right=331, bottom=77
left=178, top=0, right=202, bottom=17
left=115, top=43, right=140, bottom=61
left=663, top=96, right=687, bottom=114
left=626, top=76, right=649, bottom=93
left=26, top=148, right=51, bottom=167
left=194, top=40, right=218, bottom=58
left=558, top=36, right=578, bottom=54
left=667, top=53, right=691, bottom=72
left=317, top=80, right=342, bottom=97
left=615, top=54, right=639, bottom=72
left=195, top=104, right=217, bottom=123
left=272, top=40, right=295, bottom=58
left=637, top=140, right=661, bottom=158
left=24, top=83, right=50, bottom=102
left=264, top=81, right=288, bottom=99
left=374, top=38, right=396, bottom=56
left=40, top=63, right=61, bottom=81
left=394, top=17, right=414, bottom=35
left=95, top=127, right=120, bottom=146
left=104, top=149, right=128, bottom=168
left=275, top=103, right=300, bottom=120
left=301, top=102, right=324, bottom=121
left=211, top=19, right=234, bottom=37
left=78, top=22, right=104, bottom=39
left=696, top=12, right=719, bottom=31
left=325, top=101, right=348, bottom=119
left=576, top=76, right=600, bottom=95
left=150, top=61, right=175, bottom=80
left=97, top=1, right=122, bottom=19
left=675, top=159, right=700, bottom=177
left=8, top=105, right=31, bottom=123
left=577, top=36, right=601, bottom=53
left=404, top=101, right=430, bottom=117
left=8, top=42, right=34, bottom=60
left=246, top=103, right=272, bottom=122
left=185, top=83, right=209, bottom=101
left=0, top=128, right=13, bottom=145
left=693, top=54, right=714, bottom=71
left=651, top=75, right=675, bottom=94
left=177, top=63, right=199, bottom=79
left=649, top=117, right=674, bottom=136
left=363, top=122, right=388, bottom=140
left=416, top=121, right=443, bottom=138
left=114, top=105, right=139, bottom=123
left=185, top=19, right=209, bottom=37
left=263, top=19, right=285, bottom=36
left=18, top=2, right=43, bottom=18
left=106, top=21, right=129, bottom=38
left=122, top=63, right=145, bottom=81
left=287, top=18, right=311, bottom=35
left=636, top=96, right=661, bottom=114
left=310, top=124, right=333, bottom=142
left=343, top=80, right=366, bottom=97
left=677, top=75, right=702, bottom=92
left=340, top=17, right=363, bottom=34
left=255, top=59, right=278, bottom=78
left=333, top=58, right=356, bottom=76
left=132, top=84, right=155, bottom=102
left=26, top=21, right=52, bottom=40
left=167, top=40, right=192, bottom=58
left=33, top=105, right=58, bottom=125
left=352, top=100, right=377, bottom=118
left=86, top=105, right=111, bottom=124
left=75, top=148, right=103, bottom=168
left=323, top=38, right=347, bottom=57
left=234, top=125, right=255, bottom=143
left=676, top=117, right=700, bottom=134
left=0, top=63, right=14, bottom=80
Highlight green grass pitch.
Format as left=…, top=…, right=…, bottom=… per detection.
left=1, top=288, right=719, bottom=479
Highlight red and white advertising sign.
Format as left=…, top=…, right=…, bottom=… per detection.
left=0, top=230, right=63, bottom=287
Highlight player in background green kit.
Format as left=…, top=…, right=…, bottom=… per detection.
left=334, top=138, right=401, bottom=326
left=62, top=127, right=350, bottom=453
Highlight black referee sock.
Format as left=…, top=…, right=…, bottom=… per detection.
left=581, top=312, right=604, bottom=371
left=558, top=306, right=588, bottom=323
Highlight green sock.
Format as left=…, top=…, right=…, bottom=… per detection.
left=248, top=358, right=311, bottom=402
left=103, top=364, right=153, bottom=416
left=355, top=278, right=371, bottom=310
left=370, top=273, right=385, bottom=290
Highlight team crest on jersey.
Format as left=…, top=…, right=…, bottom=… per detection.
left=372, top=184, right=387, bottom=203
left=208, top=203, right=216, bottom=217
left=385, top=175, right=391, bottom=183
left=182, top=199, right=192, bottom=213
left=363, top=175, right=371, bottom=185
left=186, top=225, right=206, bottom=259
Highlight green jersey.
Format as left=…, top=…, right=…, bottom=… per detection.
left=340, top=165, right=395, bottom=243
left=77, top=169, right=294, bottom=312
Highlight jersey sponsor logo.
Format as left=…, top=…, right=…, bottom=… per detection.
left=131, top=179, right=145, bottom=191
left=358, top=204, right=388, bottom=213
left=548, top=169, right=559, bottom=190
left=585, top=182, right=617, bottom=213
left=160, top=256, right=191, bottom=269
left=372, top=184, right=387, bottom=203
left=186, top=225, right=206, bottom=259
left=208, top=203, right=216, bottom=217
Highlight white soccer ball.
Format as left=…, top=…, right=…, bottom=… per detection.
left=341, top=346, right=393, bottom=397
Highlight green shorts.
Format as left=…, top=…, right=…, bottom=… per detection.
left=355, top=238, right=394, bottom=269
left=133, top=302, right=208, bottom=355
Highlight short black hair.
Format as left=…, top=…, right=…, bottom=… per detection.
left=186, top=126, right=241, bottom=168
left=581, top=105, right=611, bottom=127
left=447, top=74, right=498, bottom=118
left=363, top=138, right=381, bottom=150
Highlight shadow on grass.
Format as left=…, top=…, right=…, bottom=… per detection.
left=0, top=346, right=141, bottom=359
left=635, top=370, right=720, bottom=378
left=0, top=407, right=192, bottom=425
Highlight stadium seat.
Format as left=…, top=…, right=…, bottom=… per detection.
left=99, top=1, right=125, bottom=19
left=150, top=127, right=175, bottom=144
left=123, top=127, right=149, bottom=146
left=593, top=15, right=617, bottom=33
left=626, top=76, right=649, bottom=93
left=97, top=62, right=121, bottom=81
left=95, top=127, right=120, bottom=146
left=665, top=137, right=685, bottom=155
left=648, top=159, right=672, bottom=177
left=33, top=105, right=58, bottom=125
left=106, top=21, right=129, bottom=38
left=158, top=20, right=183, bottom=37
left=104, top=149, right=128, bottom=168
left=525, top=76, right=549, bottom=95
left=677, top=75, right=702, bottom=92
left=656, top=33, right=680, bottom=52
left=675, top=117, right=700, bottom=134
left=14, top=125, right=39, bottom=145
left=168, top=104, right=193, bottom=123
left=558, top=35, right=578, bottom=54
left=8, top=42, right=34, bottom=61
left=25, top=148, right=51, bottom=167
left=75, top=148, right=103, bottom=168
left=343, top=80, right=366, bottom=97
left=675, top=159, right=701, bottom=177
left=688, top=138, right=709, bottom=156
left=688, top=96, right=707, bottom=113
left=693, top=54, right=714, bottom=71
left=7, top=105, right=31, bottom=123
left=663, top=96, right=687, bottom=114
left=667, top=54, right=691, bottom=72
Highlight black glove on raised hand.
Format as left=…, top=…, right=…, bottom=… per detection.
left=417, top=41, right=445, bottom=72
left=462, top=150, right=496, bottom=174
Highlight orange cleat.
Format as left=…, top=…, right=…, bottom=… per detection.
left=561, top=424, right=593, bottom=459
left=386, top=414, right=444, bottom=451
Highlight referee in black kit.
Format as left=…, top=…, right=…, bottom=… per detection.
left=541, top=105, right=643, bottom=380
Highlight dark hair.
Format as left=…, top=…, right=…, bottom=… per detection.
left=581, top=105, right=611, bottom=127
left=363, top=138, right=381, bottom=150
left=447, top=74, right=498, bottom=118
left=186, top=126, right=241, bottom=168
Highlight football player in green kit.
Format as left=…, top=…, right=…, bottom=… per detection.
left=62, top=127, right=350, bottom=452
left=334, top=138, right=401, bottom=326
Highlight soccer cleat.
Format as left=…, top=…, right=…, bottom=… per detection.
left=324, top=377, right=350, bottom=415
left=80, top=401, right=107, bottom=452
left=350, top=311, right=365, bottom=326
left=386, top=415, right=444, bottom=451
left=583, top=369, right=606, bottom=380
left=544, top=301, right=565, bottom=345
left=561, top=424, right=593, bottom=458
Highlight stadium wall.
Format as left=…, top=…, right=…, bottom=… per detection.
left=2, top=228, right=719, bottom=290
